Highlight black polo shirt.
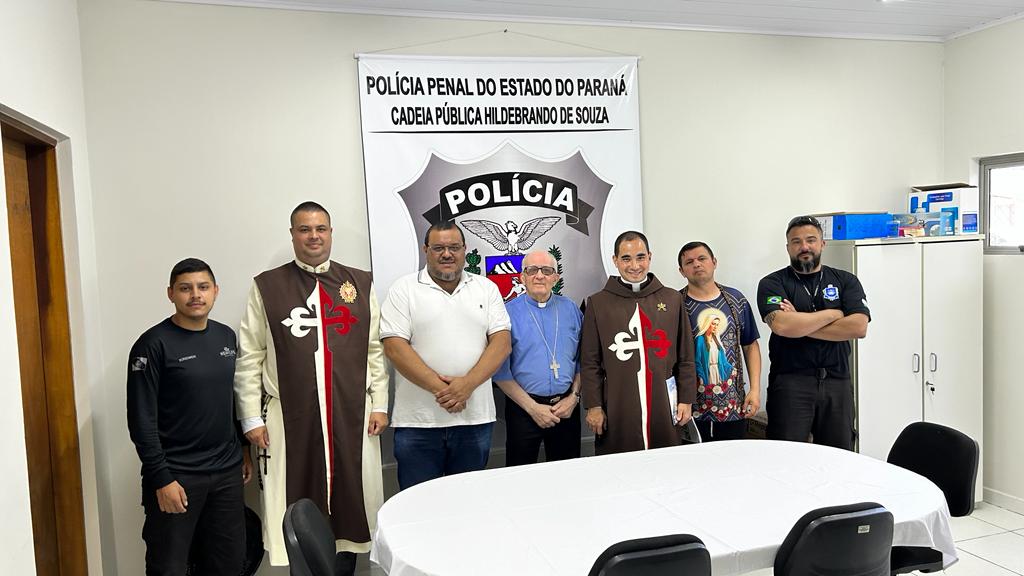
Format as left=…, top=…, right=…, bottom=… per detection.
left=756, top=265, right=870, bottom=379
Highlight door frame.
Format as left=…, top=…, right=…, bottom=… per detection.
left=2, top=103, right=89, bottom=576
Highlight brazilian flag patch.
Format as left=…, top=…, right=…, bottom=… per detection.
left=767, top=296, right=783, bottom=305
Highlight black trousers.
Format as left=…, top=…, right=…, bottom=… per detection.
left=335, top=551, right=356, bottom=576
left=504, top=394, right=581, bottom=466
left=693, top=418, right=749, bottom=442
left=766, top=371, right=855, bottom=450
left=142, top=467, right=245, bottom=576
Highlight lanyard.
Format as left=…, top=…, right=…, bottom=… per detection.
left=795, top=270, right=822, bottom=311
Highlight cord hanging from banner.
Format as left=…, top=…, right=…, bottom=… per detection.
left=355, top=28, right=636, bottom=58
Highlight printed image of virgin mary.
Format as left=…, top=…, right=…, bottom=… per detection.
left=694, top=310, right=735, bottom=395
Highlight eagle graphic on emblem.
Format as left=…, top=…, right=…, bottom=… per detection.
left=461, top=216, right=560, bottom=255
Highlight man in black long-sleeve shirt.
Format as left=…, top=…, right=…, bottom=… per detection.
left=127, top=258, right=251, bottom=575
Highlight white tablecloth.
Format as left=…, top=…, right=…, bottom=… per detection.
left=371, top=440, right=956, bottom=575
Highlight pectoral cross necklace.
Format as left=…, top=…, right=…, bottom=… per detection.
left=526, top=301, right=560, bottom=379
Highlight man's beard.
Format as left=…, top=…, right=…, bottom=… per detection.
left=790, top=252, right=820, bottom=274
left=435, top=270, right=459, bottom=281
left=429, top=263, right=461, bottom=282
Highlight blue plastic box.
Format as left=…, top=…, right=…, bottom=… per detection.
left=812, top=212, right=893, bottom=240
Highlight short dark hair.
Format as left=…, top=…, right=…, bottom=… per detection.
left=614, top=230, right=649, bottom=256
left=290, top=201, right=331, bottom=227
left=677, top=241, right=716, bottom=268
left=423, top=221, right=466, bottom=246
left=169, top=258, right=216, bottom=286
left=786, top=215, right=823, bottom=236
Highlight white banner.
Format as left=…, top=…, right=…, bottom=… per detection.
left=357, top=54, right=643, bottom=304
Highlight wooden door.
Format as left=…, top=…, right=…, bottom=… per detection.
left=852, top=242, right=924, bottom=460
left=2, top=126, right=88, bottom=575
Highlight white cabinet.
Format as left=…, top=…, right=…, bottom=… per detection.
left=824, top=236, right=983, bottom=496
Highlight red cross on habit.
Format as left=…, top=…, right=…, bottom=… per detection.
left=319, top=284, right=359, bottom=336
left=640, top=310, right=670, bottom=358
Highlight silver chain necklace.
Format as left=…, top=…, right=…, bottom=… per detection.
left=525, top=299, right=560, bottom=379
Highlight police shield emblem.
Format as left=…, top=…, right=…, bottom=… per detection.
left=396, top=143, right=611, bottom=304
left=823, top=284, right=840, bottom=301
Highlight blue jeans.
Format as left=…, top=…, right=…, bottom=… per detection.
left=393, top=423, right=494, bottom=490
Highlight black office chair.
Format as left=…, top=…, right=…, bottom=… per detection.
left=283, top=498, right=336, bottom=576
left=887, top=422, right=980, bottom=574
left=589, top=533, right=711, bottom=576
left=774, top=502, right=894, bottom=576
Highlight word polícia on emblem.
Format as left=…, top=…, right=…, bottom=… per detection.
left=339, top=281, right=358, bottom=304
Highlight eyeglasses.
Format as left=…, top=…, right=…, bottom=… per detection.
left=524, top=266, right=556, bottom=276
left=428, top=244, right=465, bottom=254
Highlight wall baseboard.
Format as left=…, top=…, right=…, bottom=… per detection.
left=983, top=487, right=1024, bottom=515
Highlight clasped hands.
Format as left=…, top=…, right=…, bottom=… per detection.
left=435, top=375, right=471, bottom=413
left=527, top=393, right=578, bottom=429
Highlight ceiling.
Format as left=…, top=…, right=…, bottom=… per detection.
left=165, top=0, right=1024, bottom=42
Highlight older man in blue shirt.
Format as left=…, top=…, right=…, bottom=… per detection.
left=494, top=251, right=584, bottom=466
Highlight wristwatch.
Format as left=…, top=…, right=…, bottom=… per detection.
left=573, top=389, right=582, bottom=401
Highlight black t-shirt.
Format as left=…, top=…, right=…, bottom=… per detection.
left=127, top=318, right=241, bottom=490
left=756, top=265, right=870, bottom=378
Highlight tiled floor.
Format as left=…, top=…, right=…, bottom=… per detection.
left=357, top=502, right=1024, bottom=575
left=926, top=503, right=1024, bottom=575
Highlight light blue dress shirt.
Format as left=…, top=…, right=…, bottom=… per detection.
left=494, top=293, right=583, bottom=396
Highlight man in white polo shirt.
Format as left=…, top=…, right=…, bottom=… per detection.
left=380, top=221, right=512, bottom=490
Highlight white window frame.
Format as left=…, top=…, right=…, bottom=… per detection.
left=979, top=152, right=1024, bottom=255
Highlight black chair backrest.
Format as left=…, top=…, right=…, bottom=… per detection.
left=887, top=421, right=979, bottom=517
left=589, top=533, right=710, bottom=576
left=282, top=498, right=336, bottom=576
left=775, top=502, right=893, bottom=576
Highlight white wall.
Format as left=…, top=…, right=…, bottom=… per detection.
left=75, top=1, right=944, bottom=573
left=0, top=1, right=105, bottom=574
left=944, top=19, right=1024, bottom=514
left=17, top=0, right=1024, bottom=573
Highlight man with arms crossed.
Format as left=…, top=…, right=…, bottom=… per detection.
left=678, top=241, right=762, bottom=441
left=234, top=201, right=388, bottom=574
left=580, top=231, right=697, bottom=455
left=757, top=215, right=870, bottom=450
left=127, top=258, right=251, bottom=575
left=494, top=250, right=583, bottom=465
left=381, top=221, right=511, bottom=489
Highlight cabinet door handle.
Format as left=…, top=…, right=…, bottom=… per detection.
left=912, top=354, right=921, bottom=373
left=929, top=353, right=938, bottom=372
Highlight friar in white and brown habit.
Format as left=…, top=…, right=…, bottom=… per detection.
left=581, top=231, right=697, bottom=455
left=234, top=202, right=388, bottom=573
